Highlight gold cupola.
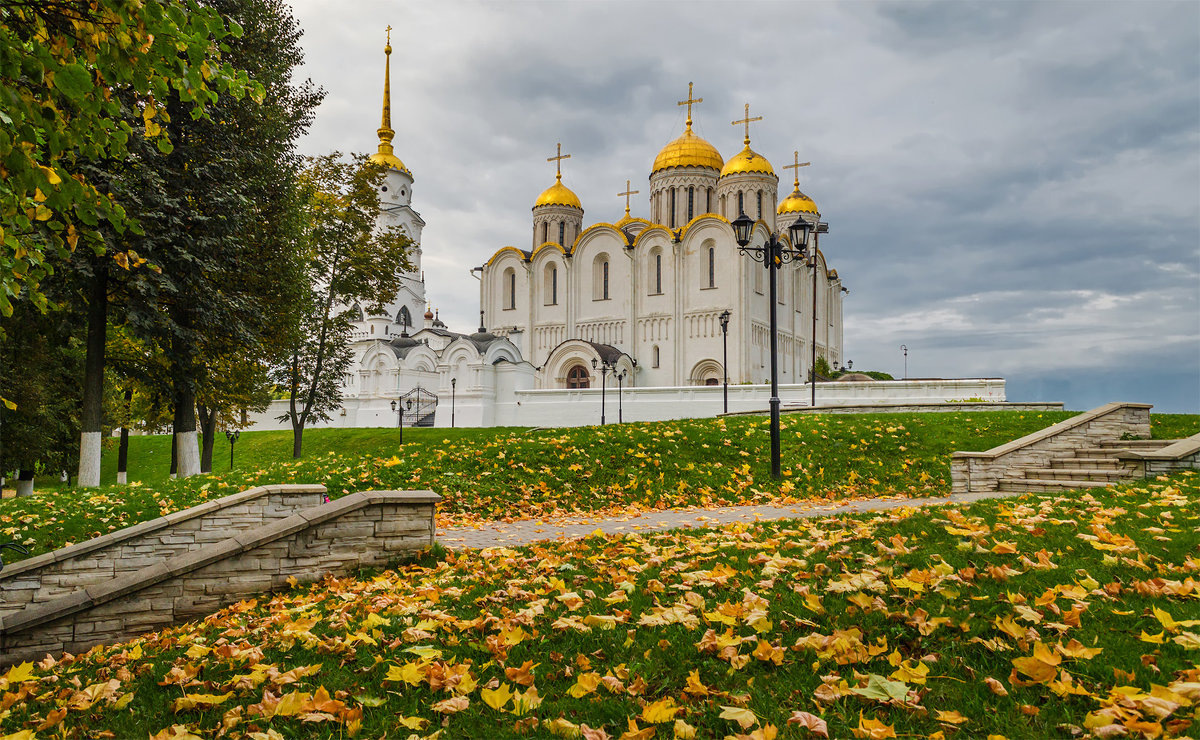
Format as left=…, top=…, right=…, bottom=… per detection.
left=368, top=27, right=412, bottom=176
left=778, top=151, right=817, bottom=215
left=720, top=104, right=774, bottom=178
left=652, top=82, right=723, bottom=174
left=534, top=142, right=582, bottom=210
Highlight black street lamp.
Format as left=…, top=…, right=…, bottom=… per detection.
left=390, top=399, right=409, bottom=444
left=590, top=357, right=613, bottom=425
left=450, top=378, right=457, bottom=428
left=718, top=309, right=731, bottom=414
left=732, top=211, right=828, bottom=480
left=900, top=345, right=908, bottom=379
left=616, top=368, right=627, bottom=423
left=224, top=430, right=240, bottom=470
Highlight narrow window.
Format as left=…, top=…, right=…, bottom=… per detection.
left=541, top=221, right=548, bottom=244
left=669, top=189, right=676, bottom=229
left=756, top=190, right=763, bottom=219
left=687, top=186, right=694, bottom=221
left=655, top=253, right=662, bottom=294
left=508, top=270, right=516, bottom=309
left=603, top=261, right=610, bottom=299
left=552, top=265, right=558, bottom=305
left=706, top=187, right=712, bottom=214
left=558, top=221, right=565, bottom=245
left=737, top=191, right=744, bottom=216
left=708, top=247, right=715, bottom=288
left=652, top=345, right=660, bottom=368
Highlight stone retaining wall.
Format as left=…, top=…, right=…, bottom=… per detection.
left=0, top=484, right=327, bottom=621
left=781, top=402, right=1065, bottom=415
left=1122, top=434, right=1200, bottom=477
left=950, top=403, right=1152, bottom=494
left=0, top=490, right=439, bottom=666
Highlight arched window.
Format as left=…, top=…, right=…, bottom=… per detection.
left=647, top=249, right=663, bottom=295
left=669, top=189, right=677, bottom=229
left=652, top=345, right=660, bottom=368
left=708, top=247, right=715, bottom=288
left=504, top=268, right=517, bottom=309
left=756, top=190, right=763, bottom=219
left=754, top=260, right=763, bottom=294
left=704, top=378, right=719, bottom=386
left=706, top=187, right=712, bottom=214
left=655, top=252, right=662, bottom=294
left=737, top=191, right=744, bottom=216
left=593, top=254, right=611, bottom=300
left=398, top=306, right=412, bottom=329
left=544, top=263, right=558, bottom=305
left=687, top=186, right=694, bottom=221
left=541, top=222, right=548, bottom=244
left=558, top=221, right=565, bottom=246
left=566, top=365, right=590, bottom=389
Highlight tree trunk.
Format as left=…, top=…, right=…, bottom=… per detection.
left=77, top=259, right=108, bottom=487
left=198, top=404, right=217, bottom=473
left=117, top=387, right=132, bottom=485
left=292, top=420, right=304, bottom=458
left=170, top=430, right=178, bottom=477
left=15, top=469, right=33, bottom=498
left=173, top=389, right=201, bottom=478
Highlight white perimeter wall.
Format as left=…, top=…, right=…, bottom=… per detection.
left=246, top=379, right=1005, bottom=431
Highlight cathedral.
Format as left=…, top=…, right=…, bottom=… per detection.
left=332, top=37, right=847, bottom=427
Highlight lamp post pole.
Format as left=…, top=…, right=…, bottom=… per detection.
left=591, top=358, right=611, bottom=425
left=733, top=212, right=828, bottom=480
left=616, top=368, right=626, bottom=423
left=225, top=430, right=240, bottom=470
left=390, top=400, right=404, bottom=444
left=450, top=378, right=456, bottom=428
left=901, top=345, right=908, bottom=379
left=719, top=309, right=731, bottom=414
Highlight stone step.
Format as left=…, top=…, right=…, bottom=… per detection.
left=997, top=477, right=1119, bottom=494
left=1020, top=467, right=1135, bottom=482
left=1051, top=456, right=1130, bottom=470
left=1095, top=439, right=1179, bottom=449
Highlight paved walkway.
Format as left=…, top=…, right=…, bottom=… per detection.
left=437, top=489, right=1023, bottom=550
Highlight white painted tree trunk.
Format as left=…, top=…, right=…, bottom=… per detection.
left=175, top=430, right=201, bottom=478
left=78, top=431, right=102, bottom=488
left=117, top=472, right=127, bottom=484
left=15, top=479, right=33, bottom=497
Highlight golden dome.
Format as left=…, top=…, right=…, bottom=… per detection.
left=720, top=144, right=775, bottom=178
left=652, top=127, right=723, bottom=174
left=778, top=185, right=818, bottom=215
left=534, top=174, right=582, bottom=209
left=369, top=149, right=411, bottom=176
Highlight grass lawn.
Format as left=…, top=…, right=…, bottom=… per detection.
left=1, top=411, right=1198, bottom=564
left=0, top=472, right=1196, bottom=739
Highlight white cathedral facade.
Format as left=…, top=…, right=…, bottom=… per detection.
left=247, top=37, right=1002, bottom=432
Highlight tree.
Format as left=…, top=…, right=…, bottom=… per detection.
left=0, top=0, right=259, bottom=320
left=276, top=154, right=411, bottom=458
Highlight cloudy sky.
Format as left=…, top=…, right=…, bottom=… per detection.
left=286, top=0, right=1199, bottom=413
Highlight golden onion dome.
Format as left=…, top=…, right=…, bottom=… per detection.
left=534, top=174, right=582, bottom=209
left=720, top=144, right=775, bottom=178
left=652, top=127, right=723, bottom=174
left=369, top=149, right=411, bottom=177
left=777, top=185, right=818, bottom=215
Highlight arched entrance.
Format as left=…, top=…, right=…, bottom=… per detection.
left=566, top=364, right=590, bottom=389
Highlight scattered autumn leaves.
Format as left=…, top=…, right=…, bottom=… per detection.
left=0, top=471, right=1196, bottom=739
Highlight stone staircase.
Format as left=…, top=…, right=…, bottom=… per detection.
left=997, top=438, right=1177, bottom=493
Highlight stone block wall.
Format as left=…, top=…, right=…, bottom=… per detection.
left=950, top=403, right=1152, bottom=494
left=0, top=490, right=438, bottom=666
left=0, top=484, right=327, bottom=621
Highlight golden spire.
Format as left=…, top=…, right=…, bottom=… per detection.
left=732, top=103, right=762, bottom=146
left=783, top=150, right=811, bottom=190
left=677, top=81, right=703, bottom=131
left=617, top=179, right=640, bottom=219
left=547, top=142, right=571, bottom=182
left=377, top=26, right=395, bottom=156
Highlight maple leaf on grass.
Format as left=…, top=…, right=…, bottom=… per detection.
left=787, top=710, right=829, bottom=738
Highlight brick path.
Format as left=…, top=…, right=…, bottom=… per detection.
left=437, top=489, right=1024, bottom=550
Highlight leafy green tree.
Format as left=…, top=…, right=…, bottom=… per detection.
left=276, top=154, right=411, bottom=459
left=0, top=0, right=259, bottom=319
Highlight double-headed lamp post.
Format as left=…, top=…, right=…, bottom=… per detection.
left=718, top=309, right=731, bottom=414
left=732, top=212, right=828, bottom=480
left=390, top=398, right=413, bottom=444
left=591, top=357, right=613, bottom=425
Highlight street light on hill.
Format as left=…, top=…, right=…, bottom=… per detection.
left=591, top=357, right=613, bottom=425
left=719, top=309, right=731, bottom=414
left=732, top=211, right=828, bottom=480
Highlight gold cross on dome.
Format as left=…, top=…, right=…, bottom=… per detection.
left=783, top=150, right=811, bottom=186
left=677, top=82, right=703, bottom=129
left=385, top=25, right=391, bottom=44
left=547, top=142, right=571, bottom=180
left=617, top=179, right=640, bottom=217
left=732, top=103, right=763, bottom=145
